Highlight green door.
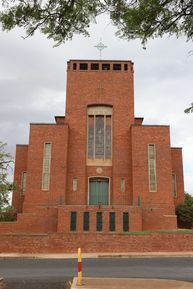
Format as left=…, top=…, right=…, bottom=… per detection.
left=89, top=178, right=109, bottom=205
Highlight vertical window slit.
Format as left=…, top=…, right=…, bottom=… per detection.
left=83, top=212, right=89, bottom=231
left=109, top=212, right=115, bottom=232
left=96, top=212, right=103, bottom=231
left=123, top=212, right=129, bottom=232
left=70, top=212, right=77, bottom=231
left=42, top=143, right=51, bottom=190
left=148, top=144, right=157, bottom=192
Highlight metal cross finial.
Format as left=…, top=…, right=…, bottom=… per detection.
left=94, top=39, right=107, bottom=60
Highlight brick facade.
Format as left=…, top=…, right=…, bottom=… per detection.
left=0, top=59, right=185, bottom=252
left=0, top=232, right=192, bottom=253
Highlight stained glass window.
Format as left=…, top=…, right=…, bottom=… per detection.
left=87, top=106, right=112, bottom=160
left=88, top=116, right=94, bottom=159
left=105, top=116, right=111, bottom=159
left=95, top=116, right=104, bottom=159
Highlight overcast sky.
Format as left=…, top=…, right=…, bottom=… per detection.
left=0, top=14, right=193, bottom=195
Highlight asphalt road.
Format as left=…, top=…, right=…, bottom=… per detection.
left=0, top=257, right=193, bottom=288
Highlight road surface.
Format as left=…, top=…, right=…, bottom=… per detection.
left=0, top=257, right=193, bottom=288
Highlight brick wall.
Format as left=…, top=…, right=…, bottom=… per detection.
left=22, top=123, right=69, bottom=212
left=171, top=148, right=184, bottom=206
left=0, top=208, right=58, bottom=234
left=0, top=232, right=193, bottom=253
left=131, top=125, right=177, bottom=229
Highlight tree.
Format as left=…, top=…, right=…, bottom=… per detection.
left=0, top=142, right=17, bottom=222
left=0, top=0, right=193, bottom=47
left=184, top=103, right=193, bottom=114
left=176, top=193, right=193, bottom=229
left=0, top=142, right=15, bottom=215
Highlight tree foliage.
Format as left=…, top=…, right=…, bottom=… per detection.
left=176, top=193, right=193, bottom=229
left=0, top=142, right=17, bottom=221
left=184, top=103, right=193, bottom=114
left=0, top=206, right=17, bottom=222
left=0, top=0, right=193, bottom=46
left=0, top=141, right=13, bottom=210
left=1, top=1, right=193, bottom=112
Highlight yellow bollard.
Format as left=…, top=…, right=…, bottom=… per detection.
left=77, top=247, right=82, bottom=286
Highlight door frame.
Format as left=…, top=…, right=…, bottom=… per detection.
left=88, top=176, right=110, bottom=206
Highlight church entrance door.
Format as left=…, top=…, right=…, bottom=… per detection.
left=89, top=178, right=109, bottom=205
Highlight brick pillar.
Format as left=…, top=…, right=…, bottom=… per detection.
left=57, top=208, right=70, bottom=233
left=116, top=211, right=122, bottom=233
left=77, top=211, right=83, bottom=233
left=90, top=211, right=96, bottom=233
left=103, top=211, right=109, bottom=233
left=62, top=210, right=70, bottom=233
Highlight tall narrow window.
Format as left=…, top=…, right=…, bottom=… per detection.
left=148, top=144, right=157, bottom=192
left=96, top=212, right=103, bottom=231
left=87, top=106, right=112, bottom=162
left=121, top=178, right=125, bottom=193
left=70, top=212, right=77, bottom=231
left=21, top=172, right=27, bottom=194
left=95, top=116, right=104, bottom=159
left=42, top=143, right=51, bottom=190
left=88, top=116, right=94, bottom=159
left=83, top=212, right=90, bottom=231
left=109, top=212, right=115, bottom=232
left=72, top=177, right=78, bottom=192
left=123, top=212, right=129, bottom=232
left=172, top=173, right=177, bottom=197
left=105, top=116, right=112, bottom=159
left=73, top=63, right=77, bottom=70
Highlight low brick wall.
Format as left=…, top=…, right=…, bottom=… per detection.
left=0, top=232, right=193, bottom=253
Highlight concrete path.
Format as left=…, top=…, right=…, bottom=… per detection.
left=1, top=252, right=193, bottom=259
left=71, top=277, right=193, bottom=289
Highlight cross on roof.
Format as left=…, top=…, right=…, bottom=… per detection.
left=94, top=39, right=107, bottom=60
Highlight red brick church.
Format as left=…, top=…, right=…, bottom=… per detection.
left=9, top=59, right=184, bottom=234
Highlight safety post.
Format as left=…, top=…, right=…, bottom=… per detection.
left=77, top=247, right=82, bottom=286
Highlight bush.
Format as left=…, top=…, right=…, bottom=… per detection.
left=0, top=206, right=17, bottom=222
left=176, top=193, right=193, bottom=229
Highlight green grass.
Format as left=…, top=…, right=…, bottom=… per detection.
left=125, top=229, right=193, bottom=235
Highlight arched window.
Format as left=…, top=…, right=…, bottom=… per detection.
left=87, top=106, right=112, bottom=165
